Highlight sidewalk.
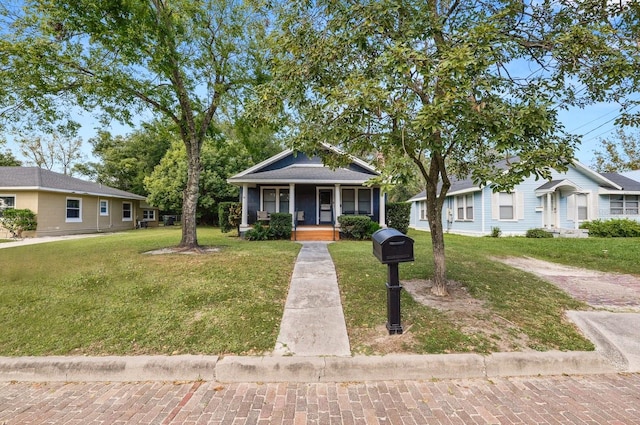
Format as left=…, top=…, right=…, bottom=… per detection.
left=0, top=242, right=630, bottom=383
left=273, top=242, right=350, bottom=357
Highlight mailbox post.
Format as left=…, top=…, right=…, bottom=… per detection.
left=372, top=228, right=414, bottom=335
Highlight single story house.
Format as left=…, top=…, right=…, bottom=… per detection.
left=227, top=145, right=384, bottom=240
left=408, top=159, right=640, bottom=237
left=0, top=167, right=159, bottom=237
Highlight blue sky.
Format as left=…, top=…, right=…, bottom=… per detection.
left=5, top=100, right=628, bottom=170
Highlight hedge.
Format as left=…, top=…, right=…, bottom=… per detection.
left=338, top=215, right=380, bottom=240
left=580, top=218, right=640, bottom=237
left=386, top=202, right=411, bottom=234
left=269, top=213, right=292, bottom=239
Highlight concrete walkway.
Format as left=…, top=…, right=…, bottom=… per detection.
left=273, top=242, right=351, bottom=357
left=0, top=233, right=112, bottom=249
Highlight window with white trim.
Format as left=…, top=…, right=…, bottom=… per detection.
left=122, top=202, right=132, bottom=221
left=142, top=210, right=155, bottom=220
left=455, top=194, right=474, bottom=221
left=279, top=189, right=290, bottom=213
left=99, top=199, right=109, bottom=216
left=419, top=201, right=427, bottom=221
left=499, top=192, right=514, bottom=220
left=261, top=187, right=289, bottom=213
left=341, top=188, right=372, bottom=215
left=577, top=194, right=588, bottom=220
left=66, top=198, right=82, bottom=222
left=0, top=195, right=15, bottom=217
left=610, top=195, right=639, bottom=215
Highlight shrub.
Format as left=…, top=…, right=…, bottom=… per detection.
left=526, top=228, right=554, bottom=238
left=218, top=202, right=241, bottom=234
left=386, top=202, right=411, bottom=234
left=339, top=215, right=377, bottom=240
left=269, top=213, right=292, bottom=240
left=1, top=208, right=37, bottom=238
left=580, top=219, right=640, bottom=237
left=244, top=221, right=274, bottom=240
left=245, top=213, right=292, bottom=241
left=490, top=226, right=501, bottom=238
left=368, top=220, right=382, bottom=236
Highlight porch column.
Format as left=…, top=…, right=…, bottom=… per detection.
left=241, top=184, right=249, bottom=228
left=334, top=184, right=341, bottom=226
left=574, top=193, right=580, bottom=229
left=379, top=190, right=386, bottom=227
left=289, top=183, right=296, bottom=225
left=546, top=192, right=552, bottom=228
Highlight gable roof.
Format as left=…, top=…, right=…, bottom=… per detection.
left=0, top=167, right=146, bottom=200
left=407, top=159, right=628, bottom=202
left=599, top=172, right=640, bottom=193
left=228, top=144, right=380, bottom=185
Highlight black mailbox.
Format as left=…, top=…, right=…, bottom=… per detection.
left=372, top=228, right=414, bottom=335
left=372, top=228, right=414, bottom=264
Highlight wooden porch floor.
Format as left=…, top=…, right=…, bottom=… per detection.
left=291, top=225, right=340, bottom=241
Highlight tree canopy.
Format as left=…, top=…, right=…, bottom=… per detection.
left=2, top=0, right=268, bottom=248
left=262, top=0, right=638, bottom=295
left=76, top=121, right=174, bottom=196
left=0, top=141, right=21, bottom=166
left=16, top=132, right=83, bottom=175
left=593, top=129, right=640, bottom=173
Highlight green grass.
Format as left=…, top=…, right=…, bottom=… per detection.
left=0, top=227, right=300, bottom=356
left=328, top=231, right=625, bottom=354
left=2, top=228, right=636, bottom=356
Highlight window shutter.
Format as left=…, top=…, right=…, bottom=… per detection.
left=590, top=193, right=598, bottom=220
left=517, top=192, right=525, bottom=220
left=567, top=194, right=575, bottom=222
left=491, top=192, right=499, bottom=220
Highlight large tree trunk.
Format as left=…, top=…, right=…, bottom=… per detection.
left=413, top=148, right=450, bottom=297
left=425, top=175, right=448, bottom=296
left=180, top=139, right=201, bottom=249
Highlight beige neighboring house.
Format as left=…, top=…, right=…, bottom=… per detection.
left=0, top=167, right=159, bottom=238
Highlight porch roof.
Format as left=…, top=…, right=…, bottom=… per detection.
left=535, top=179, right=582, bottom=196
left=228, top=164, right=377, bottom=185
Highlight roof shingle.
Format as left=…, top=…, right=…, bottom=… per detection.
left=0, top=167, right=146, bottom=200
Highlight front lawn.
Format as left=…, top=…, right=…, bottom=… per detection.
left=2, top=228, right=636, bottom=356
left=0, top=227, right=299, bottom=356
left=329, top=231, right=636, bottom=354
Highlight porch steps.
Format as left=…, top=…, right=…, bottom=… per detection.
left=292, top=227, right=340, bottom=241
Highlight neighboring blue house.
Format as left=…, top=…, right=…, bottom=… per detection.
left=227, top=144, right=384, bottom=239
left=408, top=160, right=640, bottom=236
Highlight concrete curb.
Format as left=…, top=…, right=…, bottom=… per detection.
left=0, top=351, right=617, bottom=383
left=0, top=355, right=218, bottom=382
left=566, top=311, right=629, bottom=371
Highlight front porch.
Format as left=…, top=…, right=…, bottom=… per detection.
left=291, top=225, right=340, bottom=241
left=227, top=145, right=385, bottom=239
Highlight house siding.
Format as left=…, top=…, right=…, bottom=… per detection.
left=0, top=190, right=149, bottom=237
left=261, top=152, right=376, bottom=176
left=34, top=192, right=139, bottom=236
left=0, top=167, right=153, bottom=238
left=0, top=191, right=39, bottom=238
left=409, top=164, right=640, bottom=237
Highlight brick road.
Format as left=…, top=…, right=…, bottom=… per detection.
left=1, top=373, right=639, bottom=424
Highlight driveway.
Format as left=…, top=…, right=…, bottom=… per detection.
left=498, top=256, right=640, bottom=371
left=0, top=233, right=113, bottom=249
